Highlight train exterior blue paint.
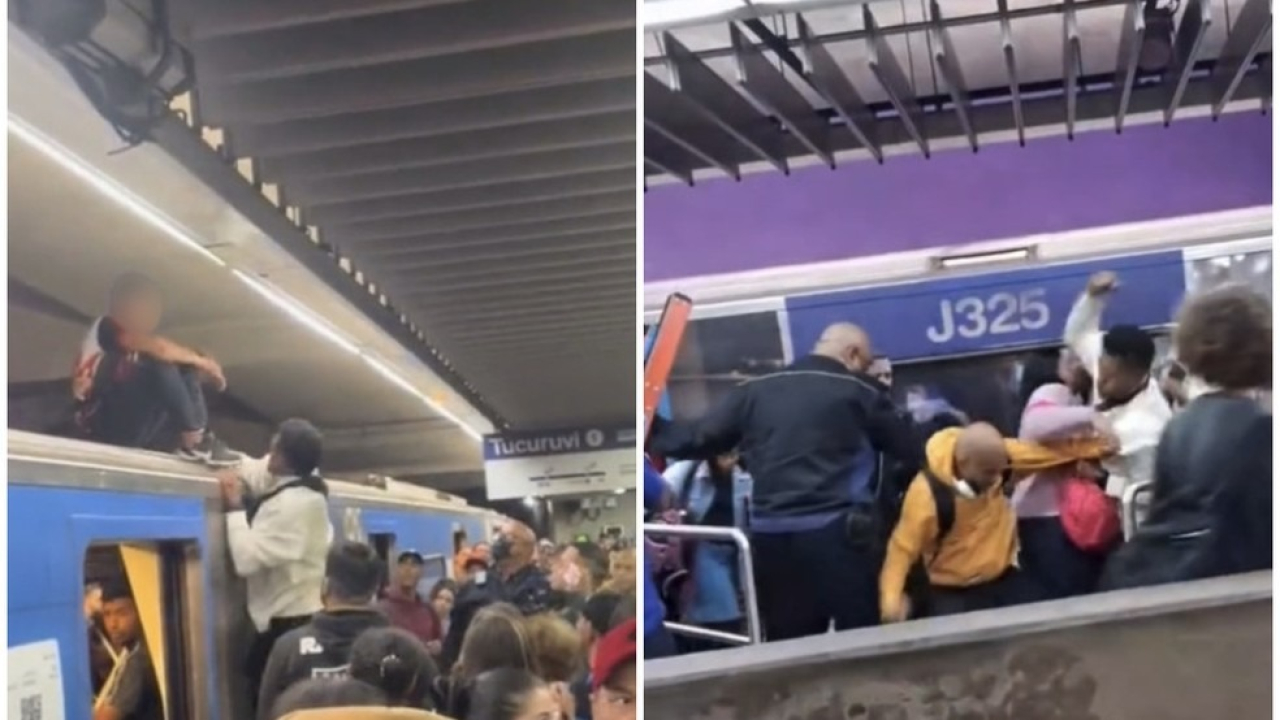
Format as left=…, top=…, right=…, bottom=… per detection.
left=784, top=250, right=1188, bottom=363
left=9, top=483, right=220, bottom=720
left=8, top=443, right=494, bottom=720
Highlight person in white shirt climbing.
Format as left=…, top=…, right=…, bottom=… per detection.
left=1062, top=271, right=1173, bottom=499
left=217, top=418, right=334, bottom=715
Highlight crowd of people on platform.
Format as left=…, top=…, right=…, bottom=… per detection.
left=643, top=273, right=1272, bottom=655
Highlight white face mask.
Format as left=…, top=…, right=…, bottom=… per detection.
left=953, top=480, right=979, bottom=500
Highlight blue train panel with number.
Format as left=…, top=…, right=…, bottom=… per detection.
left=784, top=251, right=1187, bottom=362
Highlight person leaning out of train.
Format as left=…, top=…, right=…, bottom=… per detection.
left=381, top=550, right=444, bottom=654
left=92, top=583, right=164, bottom=720
left=218, top=418, right=334, bottom=711
left=1102, top=286, right=1273, bottom=591
left=879, top=423, right=1116, bottom=621
left=259, top=541, right=391, bottom=720
left=1063, top=271, right=1173, bottom=499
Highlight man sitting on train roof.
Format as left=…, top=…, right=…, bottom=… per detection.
left=1063, top=271, right=1173, bottom=498
left=218, top=418, right=333, bottom=713
left=258, top=541, right=391, bottom=720
left=71, top=272, right=238, bottom=466
left=880, top=423, right=1116, bottom=621
left=92, top=582, right=163, bottom=720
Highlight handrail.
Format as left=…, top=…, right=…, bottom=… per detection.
left=1122, top=480, right=1154, bottom=540
left=643, top=523, right=762, bottom=646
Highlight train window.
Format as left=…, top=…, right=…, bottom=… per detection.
left=368, top=533, right=395, bottom=595
left=667, top=312, right=787, bottom=421
left=83, top=541, right=200, bottom=720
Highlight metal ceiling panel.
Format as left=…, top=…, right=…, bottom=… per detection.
left=196, top=30, right=635, bottom=125
left=173, top=0, right=637, bottom=435
left=643, top=0, right=1271, bottom=183
left=645, top=73, right=743, bottom=180
left=288, top=143, right=636, bottom=204
left=732, top=22, right=833, bottom=166
left=303, top=169, right=636, bottom=225
left=256, top=111, right=635, bottom=183
left=229, top=78, right=635, bottom=158
left=1210, top=0, right=1272, bottom=117
left=192, top=2, right=632, bottom=83
left=1164, top=0, right=1213, bottom=124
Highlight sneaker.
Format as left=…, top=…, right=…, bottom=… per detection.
left=178, top=432, right=242, bottom=468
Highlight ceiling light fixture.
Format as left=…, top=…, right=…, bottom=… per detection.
left=934, top=247, right=1035, bottom=270
left=12, top=112, right=488, bottom=444
left=8, top=115, right=226, bottom=268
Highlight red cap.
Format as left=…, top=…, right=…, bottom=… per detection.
left=592, top=618, right=637, bottom=691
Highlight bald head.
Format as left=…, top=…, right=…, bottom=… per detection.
left=813, top=322, right=873, bottom=374
left=954, top=423, right=1009, bottom=492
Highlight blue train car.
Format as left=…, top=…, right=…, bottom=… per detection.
left=8, top=430, right=505, bottom=720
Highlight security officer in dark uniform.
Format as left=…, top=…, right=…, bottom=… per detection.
left=649, top=322, right=919, bottom=641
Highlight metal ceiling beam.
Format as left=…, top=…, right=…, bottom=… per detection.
left=325, top=192, right=634, bottom=243
left=379, top=238, right=635, bottom=272
left=1209, top=0, right=1271, bottom=118
left=731, top=23, right=832, bottom=167
left=864, top=6, right=929, bottom=158
left=197, top=30, right=635, bottom=125
left=379, top=251, right=634, bottom=284
left=350, top=214, right=633, bottom=256
left=1163, top=0, right=1213, bottom=125
left=228, top=79, right=635, bottom=158
left=292, top=142, right=635, bottom=204
left=928, top=1, right=976, bottom=152
left=410, top=289, right=634, bottom=319
left=358, top=230, right=633, bottom=265
left=997, top=0, right=1025, bottom=146
left=796, top=15, right=881, bottom=163
left=431, top=296, right=634, bottom=324
left=257, top=112, right=635, bottom=183
left=436, top=310, right=629, bottom=336
left=643, top=133, right=699, bottom=185
left=188, top=0, right=469, bottom=40
left=195, top=2, right=634, bottom=84
left=661, top=32, right=788, bottom=173
left=1113, top=0, right=1145, bottom=133
left=444, top=318, right=625, bottom=344
left=645, top=73, right=742, bottom=180
left=399, top=274, right=629, bottom=300
left=304, top=169, right=635, bottom=225
left=1063, top=0, right=1081, bottom=140
left=449, top=325, right=630, bottom=350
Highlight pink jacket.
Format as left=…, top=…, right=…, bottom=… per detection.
left=1012, top=384, right=1097, bottom=518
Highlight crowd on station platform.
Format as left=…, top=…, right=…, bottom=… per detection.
left=643, top=273, right=1272, bottom=655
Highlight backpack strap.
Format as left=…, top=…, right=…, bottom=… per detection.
left=921, top=468, right=956, bottom=544
left=246, top=474, right=329, bottom=524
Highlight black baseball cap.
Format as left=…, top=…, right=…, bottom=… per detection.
left=396, top=550, right=425, bottom=565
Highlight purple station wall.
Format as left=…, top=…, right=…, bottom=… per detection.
left=643, top=112, right=1273, bottom=282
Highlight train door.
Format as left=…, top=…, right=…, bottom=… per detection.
left=75, top=518, right=207, bottom=720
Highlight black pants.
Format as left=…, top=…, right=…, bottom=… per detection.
left=245, top=615, right=312, bottom=713
left=1018, top=517, right=1105, bottom=600
left=86, top=354, right=208, bottom=448
left=930, top=568, right=1043, bottom=617
left=752, top=517, right=880, bottom=641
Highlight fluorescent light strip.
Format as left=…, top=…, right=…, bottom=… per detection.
left=233, top=270, right=361, bottom=355
left=9, top=115, right=227, bottom=268
left=362, top=355, right=485, bottom=442
left=13, top=112, right=487, bottom=444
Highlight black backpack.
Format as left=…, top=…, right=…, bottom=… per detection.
left=902, top=468, right=956, bottom=617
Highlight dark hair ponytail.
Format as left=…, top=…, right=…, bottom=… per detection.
left=349, top=628, right=439, bottom=709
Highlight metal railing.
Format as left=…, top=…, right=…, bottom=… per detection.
left=1121, top=481, right=1154, bottom=541
left=643, top=523, right=762, bottom=646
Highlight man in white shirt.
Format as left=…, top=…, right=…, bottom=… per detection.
left=217, top=418, right=333, bottom=714
left=1063, top=271, right=1173, bottom=498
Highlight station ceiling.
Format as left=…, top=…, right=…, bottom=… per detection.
left=643, top=0, right=1271, bottom=184
left=169, top=0, right=639, bottom=431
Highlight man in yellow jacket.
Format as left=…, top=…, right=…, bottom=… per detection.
left=880, top=423, right=1113, bottom=622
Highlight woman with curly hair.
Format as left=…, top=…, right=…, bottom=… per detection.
left=1101, top=285, right=1272, bottom=590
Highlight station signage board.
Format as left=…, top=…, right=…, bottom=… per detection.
left=483, top=426, right=636, bottom=500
